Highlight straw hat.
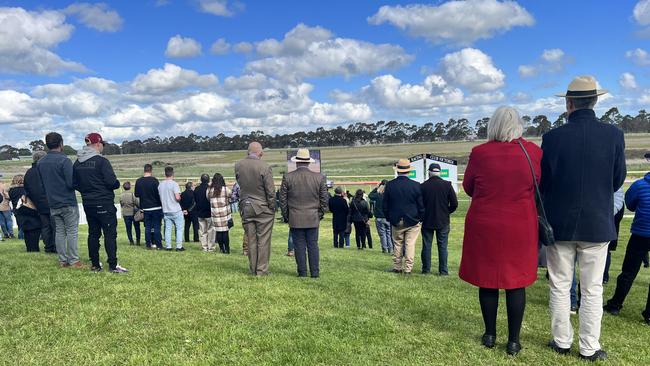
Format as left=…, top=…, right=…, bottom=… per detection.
left=394, top=158, right=414, bottom=173
left=291, top=148, right=315, bottom=163
left=556, top=76, right=608, bottom=98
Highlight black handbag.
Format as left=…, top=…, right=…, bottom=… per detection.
left=517, top=140, right=555, bottom=247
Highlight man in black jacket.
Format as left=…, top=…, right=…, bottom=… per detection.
left=181, top=182, right=199, bottom=243
left=24, top=151, right=56, bottom=253
left=541, top=76, right=626, bottom=361
left=73, top=133, right=127, bottom=273
left=383, top=158, right=425, bottom=274
left=193, top=174, right=212, bottom=251
left=420, top=163, right=458, bottom=275
left=328, top=187, right=349, bottom=249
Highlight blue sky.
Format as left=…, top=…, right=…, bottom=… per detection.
left=1, top=0, right=649, bottom=147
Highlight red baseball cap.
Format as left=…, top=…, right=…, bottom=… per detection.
left=85, top=132, right=106, bottom=145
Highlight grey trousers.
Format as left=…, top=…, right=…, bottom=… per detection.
left=50, top=205, right=80, bottom=265
left=242, top=207, right=274, bottom=276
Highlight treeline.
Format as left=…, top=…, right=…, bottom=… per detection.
left=3, top=107, right=649, bottom=159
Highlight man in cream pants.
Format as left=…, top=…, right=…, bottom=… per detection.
left=540, top=76, right=626, bottom=362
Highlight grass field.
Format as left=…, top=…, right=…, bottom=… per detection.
left=0, top=137, right=649, bottom=365
left=0, top=195, right=649, bottom=365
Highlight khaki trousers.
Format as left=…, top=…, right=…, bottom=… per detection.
left=198, top=218, right=214, bottom=251
left=547, top=241, right=608, bottom=357
left=242, top=210, right=275, bottom=276
left=391, top=222, right=421, bottom=273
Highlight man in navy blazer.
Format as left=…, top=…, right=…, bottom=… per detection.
left=383, top=159, right=425, bottom=274
left=541, top=76, right=626, bottom=362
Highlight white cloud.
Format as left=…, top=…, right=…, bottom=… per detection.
left=362, top=74, right=464, bottom=110
left=0, top=7, right=86, bottom=75
left=64, top=2, right=123, bottom=32
left=626, top=48, right=650, bottom=65
left=165, top=35, right=202, bottom=58
left=518, top=48, right=570, bottom=78
left=197, top=0, right=237, bottom=17
left=131, top=63, right=218, bottom=95
left=620, top=72, right=637, bottom=89
left=210, top=38, right=230, bottom=55
left=634, top=0, right=650, bottom=25
left=639, top=90, right=650, bottom=104
left=233, top=41, right=253, bottom=53
left=368, top=0, right=534, bottom=45
left=441, top=48, right=505, bottom=92
left=245, top=23, right=413, bottom=82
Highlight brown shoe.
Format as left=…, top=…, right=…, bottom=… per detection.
left=70, top=261, right=84, bottom=269
left=59, top=262, right=70, bottom=268
left=286, top=250, right=295, bottom=257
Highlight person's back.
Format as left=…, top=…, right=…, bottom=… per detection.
left=135, top=176, right=162, bottom=210
left=349, top=197, right=369, bottom=222
left=541, top=111, right=626, bottom=242
left=159, top=179, right=182, bottom=214
left=193, top=181, right=210, bottom=219
left=383, top=176, right=424, bottom=227
left=120, top=191, right=137, bottom=216
left=235, top=156, right=275, bottom=211
left=73, top=146, right=119, bottom=205
left=38, top=151, right=77, bottom=209
left=281, top=167, right=327, bottom=229
left=627, top=173, right=650, bottom=237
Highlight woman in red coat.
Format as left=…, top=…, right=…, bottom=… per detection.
left=459, top=106, right=541, bottom=356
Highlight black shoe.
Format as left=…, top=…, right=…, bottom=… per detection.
left=176, top=247, right=185, bottom=252
left=642, top=311, right=650, bottom=325
left=506, top=341, right=521, bottom=356
left=90, top=264, right=103, bottom=273
left=481, top=334, right=496, bottom=348
left=311, top=274, right=319, bottom=278
left=602, top=278, right=608, bottom=284
left=547, top=340, right=570, bottom=355
left=165, top=247, right=172, bottom=251
left=644, top=263, right=649, bottom=268
left=579, top=350, right=607, bottom=362
left=403, top=271, right=411, bottom=275
left=381, top=249, right=386, bottom=253
left=129, top=241, right=135, bottom=246
left=384, top=268, right=402, bottom=273
left=421, top=271, right=431, bottom=275
left=603, top=302, right=621, bottom=315
left=438, top=272, right=449, bottom=276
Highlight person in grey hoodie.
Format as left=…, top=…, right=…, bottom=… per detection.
left=73, top=133, right=127, bottom=273
left=37, top=132, right=80, bottom=268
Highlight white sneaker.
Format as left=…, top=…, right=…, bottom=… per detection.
left=110, top=265, right=129, bottom=273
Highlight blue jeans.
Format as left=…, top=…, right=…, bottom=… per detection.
left=143, top=209, right=163, bottom=248
left=164, top=211, right=184, bottom=249
left=570, top=269, right=579, bottom=308
left=421, top=225, right=450, bottom=275
left=375, top=217, right=393, bottom=252
left=0, top=210, right=14, bottom=237
left=288, top=231, right=294, bottom=251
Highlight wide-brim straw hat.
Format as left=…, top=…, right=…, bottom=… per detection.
left=556, top=76, right=608, bottom=98
left=291, top=148, right=315, bottom=163
left=394, top=158, right=414, bottom=173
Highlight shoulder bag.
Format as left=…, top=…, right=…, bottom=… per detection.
left=517, top=140, right=555, bottom=246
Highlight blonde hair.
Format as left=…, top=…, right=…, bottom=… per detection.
left=487, top=106, right=524, bottom=142
left=11, top=174, right=24, bottom=186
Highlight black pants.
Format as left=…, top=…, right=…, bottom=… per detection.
left=216, top=231, right=230, bottom=253
left=184, top=211, right=199, bottom=242
left=24, top=229, right=41, bottom=252
left=333, top=228, right=345, bottom=248
left=123, top=216, right=141, bottom=244
left=84, top=203, right=118, bottom=269
left=365, top=222, right=373, bottom=249
left=291, top=227, right=319, bottom=277
left=479, top=287, right=526, bottom=343
left=607, top=234, right=650, bottom=315
left=604, top=207, right=626, bottom=282
left=40, top=213, right=56, bottom=252
left=353, top=221, right=367, bottom=248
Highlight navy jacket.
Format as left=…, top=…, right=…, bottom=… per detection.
left=193, top=182, right=211, bottom=219
left=382, top=175, right=425, bottom=227
left=37, top=151, right=77, bottom=209
left=420, top=176, right=458, bottom=230
left=540, top=109, right=626, bottom=243
left=626, top=173, right=650, bottom=237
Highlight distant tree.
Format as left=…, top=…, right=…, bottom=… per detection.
left=599, top=107, right=622, bottom=125
left=18, top=148, right=31, bottom=156
left=475, top=117, right=489, bottom=139
left=63, top=145, right=77, bottom=156
left=29, top=140, right=46, bottom=152
left=553, top=112, right=567, bottom=129
left=103, top=143, right=121, bottom=155
left=0, top=145, right=19, bottom=160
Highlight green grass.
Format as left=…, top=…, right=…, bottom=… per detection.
left=0, top=196, right=649, bottom=365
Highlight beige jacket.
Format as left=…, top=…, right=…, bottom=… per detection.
left=119, top=191, right=140, bottom=217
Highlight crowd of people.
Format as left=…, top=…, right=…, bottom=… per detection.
left=1, top=75, right=649, bottom=361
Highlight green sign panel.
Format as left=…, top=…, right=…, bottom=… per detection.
left=441, top=169, right=449, bottom=178
left=408, top=170, right=417, bottom=178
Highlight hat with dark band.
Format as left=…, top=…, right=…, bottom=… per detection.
left=394, top=158, right=414, bottom=173
left=291, top=148, right=315, bottom=163
left=556, top=76, right=608, bottom=98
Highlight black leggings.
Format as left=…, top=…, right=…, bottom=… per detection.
left=479, top=287, right=526, bottom=343
left=353, top=221, right=367, bottom=248
left=215, top=231, right=230, bottom=253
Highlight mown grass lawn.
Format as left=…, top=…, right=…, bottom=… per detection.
left=1, top=203, right=649, bottom=365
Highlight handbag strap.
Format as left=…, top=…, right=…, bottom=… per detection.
left=516, top=139, right=549, bottom=220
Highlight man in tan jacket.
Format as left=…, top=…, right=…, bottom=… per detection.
left=235, top=142, right=276, bottom=276
left=280, top=148, right=328, bottom=278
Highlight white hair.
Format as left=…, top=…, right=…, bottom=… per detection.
left=487, top=106, right=524, bottom=142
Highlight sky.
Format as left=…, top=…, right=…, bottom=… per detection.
left=1, top=0, right=650, bottom=148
